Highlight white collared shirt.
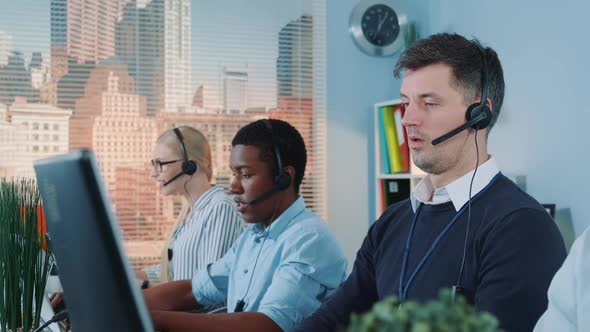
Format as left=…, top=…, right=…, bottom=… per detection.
left=410, top=156, right=500, bottom=212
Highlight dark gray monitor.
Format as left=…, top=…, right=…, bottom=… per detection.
left=34, top=150, right=153, bottom=332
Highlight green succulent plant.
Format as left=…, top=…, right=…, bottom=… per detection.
left=346, top=289, right=500, bottom=332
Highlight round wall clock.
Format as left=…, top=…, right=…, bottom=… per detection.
left=349, top=0, right=407, bottom=57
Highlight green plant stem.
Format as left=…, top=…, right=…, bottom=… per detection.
left=0, top=179, right=53, bottom=332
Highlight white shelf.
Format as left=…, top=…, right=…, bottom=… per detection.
left=377, top=173, right=424, bottom=180
left=374, top=99, right=401, bottom=108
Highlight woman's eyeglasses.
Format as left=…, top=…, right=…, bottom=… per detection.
left=151, top=159, right=182, bottom=173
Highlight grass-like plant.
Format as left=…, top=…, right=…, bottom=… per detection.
left=346, top=289, right=500, bottom=332
left=0, top=178, right=53, bottom=332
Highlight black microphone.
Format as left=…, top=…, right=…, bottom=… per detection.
left=163, top=171, right=184, bottom=186
left=431, top=112, right=488, bottom=146
left=248, top=186, right=282, bottom=206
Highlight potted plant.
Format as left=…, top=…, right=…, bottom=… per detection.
left=0, top=178, right=53, bottom=332
left=346, top=289, right=500, bottom=332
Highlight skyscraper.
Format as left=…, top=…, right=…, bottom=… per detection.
left=116, top=0, right=191, bottom=116
left=163, top=0, right=192, bottom=113
left=277, top=15, right=313, bottom=100
left=274, top=15, right=323, bottom=215
left=0, top=51, right=33, bottom=105
left=116, top=0, right=164, bottom=116
left=222, top=65, right=249, bottom=113
left=0, top=32, right=13, bottom=66
left=50, top=0, right=122, bottom=82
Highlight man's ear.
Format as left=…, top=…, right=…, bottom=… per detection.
left=284, top=165, right=296, bottom=187
left=485, top=97, right=493, bottom=113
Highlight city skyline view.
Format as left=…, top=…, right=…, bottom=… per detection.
left=0, top=0, right=326, bottom=267
left=0, top=0, right=315, bottom=109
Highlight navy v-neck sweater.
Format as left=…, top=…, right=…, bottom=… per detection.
left=296, top=175, right=566, bottom=332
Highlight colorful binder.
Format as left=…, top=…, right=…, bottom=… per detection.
left=382, top=106, right=403, bottom=173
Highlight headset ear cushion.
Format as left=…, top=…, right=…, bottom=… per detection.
left=274, top=172, right=292, bottom=191
left=182, top=160, right=197, bottom=175
left=467, top=103, right=493, bottom=130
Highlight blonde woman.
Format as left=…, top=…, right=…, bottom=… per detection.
left=136, top=126, right=244, bottom=286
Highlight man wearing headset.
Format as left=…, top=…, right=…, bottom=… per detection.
left=296, top=33, right=566, bottom=332
left=144, top=119, right=347, bottom=332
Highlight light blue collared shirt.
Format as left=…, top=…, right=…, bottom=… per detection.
left=192, top=196, right=348, bottom=332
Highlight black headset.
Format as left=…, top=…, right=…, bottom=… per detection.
left=163, top=128, right=197, bottom=187
left=466, top=44, right=493, bottom=130
left=453, top=41, right=493, bottom=300
left=173, top=127, right=197, bottom=176
left=262, top=119, right=291, bottom=192
left=431, top=43, right=493, bottom=145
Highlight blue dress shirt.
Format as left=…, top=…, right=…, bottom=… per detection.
left=192, top=196, right=348, bottom=332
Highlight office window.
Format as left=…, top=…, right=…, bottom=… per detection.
left=1, top=0, right=326, bottom=268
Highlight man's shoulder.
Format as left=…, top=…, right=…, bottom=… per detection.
left=283, top=210, right=334, bottom=238
left=483, top=174, right=548, bottom=215
left=374, top=198, right=413, bottom=229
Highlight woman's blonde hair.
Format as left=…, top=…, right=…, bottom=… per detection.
left=156, top=126, right=213, bottom=181
left=156, top=126, right=212, bottom=282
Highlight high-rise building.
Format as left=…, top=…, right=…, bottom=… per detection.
left=116, top=0, right=191, bottom=116
left=0, top=32, right=13, bottom=66
left=3, top=98, right=71, bottom=178
left=277, top=15, right=313, bottom=100
left=70, top=63, right=140, bottom=151
left=274, top=15, right=322, bottom=215
left=0, top=51, right=33, bottom=105
left=116, top=0, right=164, bottom=116
left=163, top=0, right=192, bottom=113
left=50, top=0, right=121, bottom=82
left=55, top=59, right=96, bottom=110
left=70, top=63, right=161, bottom=243
left=222, top=65, right=249, bottom=113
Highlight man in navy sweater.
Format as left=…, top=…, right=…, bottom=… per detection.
left=295, top=33, right=566, bottom=332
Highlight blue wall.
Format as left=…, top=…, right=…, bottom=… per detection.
left=427, top=0, right=589, bottom=247
left=326, top=0, right=430, bottom=265
left=327, top=0, right=589, bottom=262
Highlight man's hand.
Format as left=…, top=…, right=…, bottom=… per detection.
left=143, top=280, right=198, bottom=311
left=49, top=292, right=65, bottom=311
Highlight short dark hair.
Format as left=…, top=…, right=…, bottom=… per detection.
left=394, top=33, right=505, bottom=133
left=232, top=119, right=307, bottom=194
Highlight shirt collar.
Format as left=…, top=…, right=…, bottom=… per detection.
left=410, top=156, right=500, bottom=212
left=251, top=196, right=306, bottom=238
left=192, top=185, right=222, bottom=211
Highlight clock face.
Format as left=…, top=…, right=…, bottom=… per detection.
left=361, top=4, right=400, bottom=47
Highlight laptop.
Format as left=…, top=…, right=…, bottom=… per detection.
left=34, top=150, right=153, bottom=332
